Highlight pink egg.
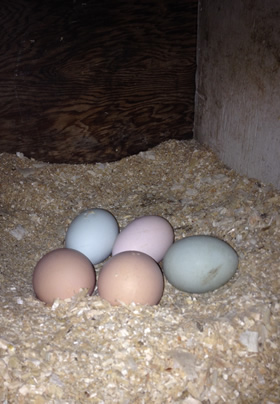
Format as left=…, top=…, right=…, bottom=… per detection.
left=33, top=248, right=96, bottom=304
left=98, top=251, right=164, bottom=306
left=112, top=215, right=174, bottom=262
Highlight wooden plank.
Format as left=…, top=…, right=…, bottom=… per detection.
left=0, top=0, right=197, bottom=163
left=195, top=0, right=280, bottom=189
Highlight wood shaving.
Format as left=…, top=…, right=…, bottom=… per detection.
left=0, top=139, right=279, bottom=403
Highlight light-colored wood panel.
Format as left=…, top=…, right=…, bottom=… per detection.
left=195, top=0, right=280, bottom=189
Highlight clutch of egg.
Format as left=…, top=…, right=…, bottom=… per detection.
left=32, top=207, right=238, bottom=305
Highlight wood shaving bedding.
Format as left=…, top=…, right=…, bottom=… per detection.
left=0, top=139, right=279, bottom=403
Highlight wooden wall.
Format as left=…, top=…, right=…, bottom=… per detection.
left=195, top=0, right=280, bottom=190
left=0, top=0, right=197, bottom=164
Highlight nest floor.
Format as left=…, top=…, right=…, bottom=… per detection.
left=0, top=139, right=279, bottom=403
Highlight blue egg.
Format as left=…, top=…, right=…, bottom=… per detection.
left=65, top=208, right=119, bottom=265
left=163, top=235, right=238, bottom=293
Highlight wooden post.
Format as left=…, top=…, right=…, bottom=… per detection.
left=195, top=0, right=280, bottom=189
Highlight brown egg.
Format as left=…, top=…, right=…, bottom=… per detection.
left=33, top=248, right=96, bottom=304
left=98, top=251, right=164, bottom=306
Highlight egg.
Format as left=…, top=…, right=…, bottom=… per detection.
left=98, top=251, right=164, bottom=306
left=112, top=215, right=174, bottom=262
left=33, top=248, right=96, bottom=304
left=65, top=208, right=119, bottom=265
left=163, top=235, right=238, bottom=293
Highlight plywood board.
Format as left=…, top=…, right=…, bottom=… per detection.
left=0, top=0, right=197, bottom=163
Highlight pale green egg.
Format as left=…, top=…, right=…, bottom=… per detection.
left=163, top=235, right=238, bottom=293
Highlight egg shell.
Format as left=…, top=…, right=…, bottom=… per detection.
left=65, top=208, right=119, bottom=265
left=98, top=251, right=164, bottom=306
left=33, top=248, right=96, bottom=304
left=112, top=215, right=174, bottom=262
left=163, top=235, right=238, bottom=293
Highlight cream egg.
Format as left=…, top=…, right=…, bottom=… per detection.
left=33, top=248, right=96, bottom=304
left=112, top=215, right=174, bottom=262
left=163, top=235, right=238, bottom=293
left=98, top=251, right=164, bottom=306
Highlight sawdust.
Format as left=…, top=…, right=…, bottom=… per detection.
left=0, top=139, right=279, bottom=403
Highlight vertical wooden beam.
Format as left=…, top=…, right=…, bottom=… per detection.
left=195, top=0, right=280, bottom=189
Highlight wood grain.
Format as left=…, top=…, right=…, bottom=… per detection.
left=195, top=0, right=280, bottom=190
left=0, top=0, right=197, bottom=163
